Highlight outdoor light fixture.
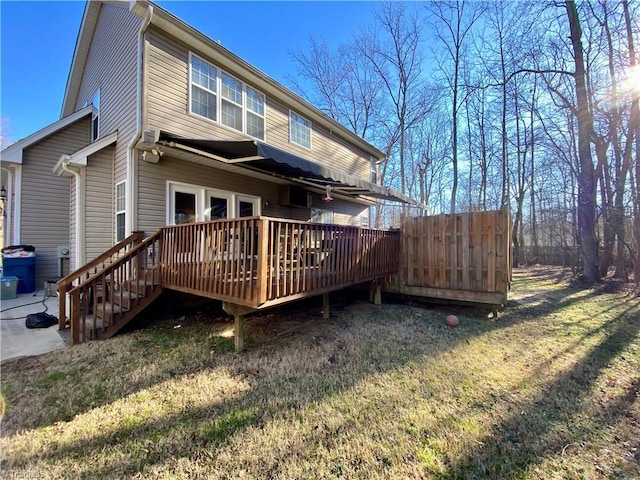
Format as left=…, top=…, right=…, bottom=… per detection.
left=141, top=148, right=163, bottom=163
left=323, top=184, right=334, bottom=202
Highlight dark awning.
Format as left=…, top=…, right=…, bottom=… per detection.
left=156, top=133, right=418, bottom=205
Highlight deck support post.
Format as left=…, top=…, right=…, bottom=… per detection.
left=322, top=293, right=330, bottom=319
left=222, top=302, right=256, bottom=352
left=234, top=314, right=245, bottom=352
left=370, top=280, right=382, bottom=305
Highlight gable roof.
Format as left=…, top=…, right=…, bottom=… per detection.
left=0, top=106, right=93, bottom=164
left=61, top=0, right=385, bottom=160
left=61, top=1, right=104, bottom=118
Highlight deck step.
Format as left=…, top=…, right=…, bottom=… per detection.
left=94, top=301, right=128, bottom=319
left=111, top=289, right=145, bottom=307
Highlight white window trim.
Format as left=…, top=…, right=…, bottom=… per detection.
left=370, top=156, right=379, bottom=184
left=115, top=180, right=126, bottom=242
left=91, top=89, right=100, bottom=141
left=289, top=110, right=312, bottom=150
left=188, top=52, right=266, bottom=141
left=166, top=181, right=261, bottom=225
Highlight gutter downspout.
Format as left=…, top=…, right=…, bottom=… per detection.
left=12, top=165, right=21, bottom=245
left=59, top=156, right=85, bottom=270
left=1, top=167, right=13, bottom=246
left=126, top=3, right=154, bottom=236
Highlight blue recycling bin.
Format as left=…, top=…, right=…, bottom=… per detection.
left=2, top=256, right=36, bottom=294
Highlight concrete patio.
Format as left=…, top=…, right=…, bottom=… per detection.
left=1, top=289, right=68, bottom=363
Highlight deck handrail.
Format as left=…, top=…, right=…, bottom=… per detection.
left=67, top=231, right=162, bottom=344
left=57, top=231, right=144, bottom=328
left=160, top=216, right=401, bottom=309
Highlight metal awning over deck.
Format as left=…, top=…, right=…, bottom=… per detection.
left=156, top=133, right=417, bottom=205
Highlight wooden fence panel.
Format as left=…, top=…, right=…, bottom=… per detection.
left=388, top=209, right=511, bottom=306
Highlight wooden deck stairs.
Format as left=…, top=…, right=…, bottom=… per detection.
left=58, top=231, right=163, bottom=344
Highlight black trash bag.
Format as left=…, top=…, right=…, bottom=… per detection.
left=25, top=312, right=58, bottom=329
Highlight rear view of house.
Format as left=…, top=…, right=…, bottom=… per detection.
left=1, top=0, right=414, bottom=350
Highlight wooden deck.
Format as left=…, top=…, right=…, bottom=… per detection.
left=59, top=217, right=400, bottom=346
left=161, top=217, right=401, bottom=308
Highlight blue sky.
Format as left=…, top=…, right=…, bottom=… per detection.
left=1, top=1, right=378, bottom=143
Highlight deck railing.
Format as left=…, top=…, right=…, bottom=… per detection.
left=57, top=231, right=144, bottom=328
left=67, top=232, right=162, bottom=343
left=160, top=217, right=401, bottom=308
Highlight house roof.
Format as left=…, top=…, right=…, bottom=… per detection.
left=61, top=0, right=385, bottom=160
left=53, top=131, right=118, bottom=176
left=0, top=107, right=93, bottom=164
left=61, top=1, right=103, bottom=119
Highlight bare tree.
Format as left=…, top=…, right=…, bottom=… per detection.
left=428, top=0, right=485, bottom=213
left=0, top=117, right=14, bottom=150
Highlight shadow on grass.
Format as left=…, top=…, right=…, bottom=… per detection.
left=2, top=270, right=638, bottom=478
left=437, top=298, right=640, bottom=479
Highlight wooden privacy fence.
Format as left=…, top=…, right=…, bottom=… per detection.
left=386, top=209, right=512, bottom=306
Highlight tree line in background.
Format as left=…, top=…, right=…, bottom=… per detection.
left=290, top=0, right=640, bottom=285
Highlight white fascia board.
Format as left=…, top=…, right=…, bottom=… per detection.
left=52, top=131, right=118, bottom=175
left=1, top=106, right=93, bottom=165
left=70, top=130, right=118, bottom=162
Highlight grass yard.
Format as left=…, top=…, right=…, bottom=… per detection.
left=1, top=267, right=639, bottom=479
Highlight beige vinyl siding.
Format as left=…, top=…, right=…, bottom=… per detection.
left=21, top=117, right=91, bottom=285
left=85, top=147, right=114, bottom=261
left=138, top=154, right=367, bottom=233
left=145, top=28, right=371, bottom=180
left=308, top=192, right=369, bottom=226
left=137, top=155, right=303, bottom=232
left=74, top=3, right=141, bottom=184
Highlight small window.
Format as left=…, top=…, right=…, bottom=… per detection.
left=290, top=111, right=312, bottom=149
left=91, top=90, right=100, bottom=141
left=115, top=181, right=126, bottom=241
left=361, top=213, right=370, bottom=228
left=311, top=208, right=333, bottom=224
left=370, top=157, right=378, bottom=184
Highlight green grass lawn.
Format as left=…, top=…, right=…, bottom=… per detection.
left=1, top=267, right=638, bottom=479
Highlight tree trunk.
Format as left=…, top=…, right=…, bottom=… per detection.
left=566, top=0, right=599, bottom=282
left=622, top=0, right=639, bottom=283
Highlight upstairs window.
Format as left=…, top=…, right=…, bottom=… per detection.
left=189, top=54, right=265, bottom=140
left=290, top=111, right=312, bottom=149
left=91, top=89, right=100, bottom=141
left=191, top=56, right=217, bottom=120
left=246, top=86, right=265, bottom=139
left=220, top=71, right=243, bottom=131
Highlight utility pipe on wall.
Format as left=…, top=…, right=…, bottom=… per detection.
left=59, top=156, right=85, bottom=270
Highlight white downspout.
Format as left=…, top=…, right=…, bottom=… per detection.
left=1, top=166, right=13, bottom=247
left=59, top=157, right=85, bottom=270
left=12, top=165, right=21, bottom=245
left=126, top=4, right=154, bottom=236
